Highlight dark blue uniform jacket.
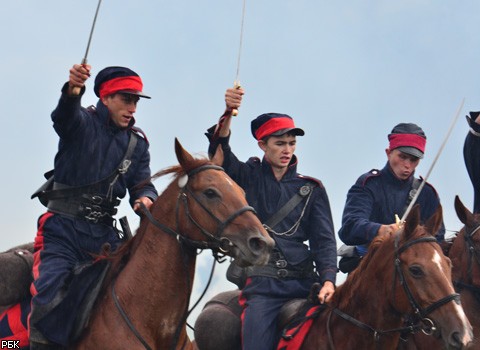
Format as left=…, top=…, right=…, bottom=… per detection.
left=339, top=164, right=445, bottom=256
left=207, top=130, right=337, bottom=284
left=464, top=111, right=480, bottom=213
left=51, top=83, right=158, bottom=205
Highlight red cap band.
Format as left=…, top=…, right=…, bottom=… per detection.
left=388, top=133, right=426, bottom=153
left=255, top=117, right=296, bottom=140
left=99, top=76, right=143, bottom=99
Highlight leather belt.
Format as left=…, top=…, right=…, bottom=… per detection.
left=47, top=195, right=119, bottom=226
left=246, top=264, right=317, bottom=279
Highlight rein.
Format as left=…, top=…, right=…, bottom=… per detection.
left=327, top=235, right=460, bottom=349
left=112, top=164, right=256, bottom=350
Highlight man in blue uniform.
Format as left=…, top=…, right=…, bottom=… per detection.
left=28, top=64, right=158, bottom=349
left=205, top=87, right=337, bottom=350
left=464, top=112, right=480, bottom=213
left=338, top=123, right=444, bottom=272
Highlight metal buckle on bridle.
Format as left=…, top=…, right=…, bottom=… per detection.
left=420, top=318, right=436, bottom=335
left=218, top=237, right=234, bottom=253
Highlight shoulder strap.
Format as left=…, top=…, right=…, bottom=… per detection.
left=34, top=132, right=139, bottom=203
left=265, top=183, right=316, bottom=229
left=401, top=178, right=422, bottom=216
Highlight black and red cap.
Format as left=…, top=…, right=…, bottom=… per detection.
left=388, top=123, right=427, bottom=159
left=94, top=66, right=151, bottom=99
left=251, top=113, right=305, bottom=141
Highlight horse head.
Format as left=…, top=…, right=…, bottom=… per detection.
left=452, top=195, right=480, bottom=305
left=147, top=138, right=274, bottom=266
left=338, top=204, right=472, bottom=349
left=392, top=204, right=472, bottom=349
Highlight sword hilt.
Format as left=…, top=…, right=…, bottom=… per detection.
left=231, top=81, right=241, bottom=116
left=71, top=58, right=88, bottom=96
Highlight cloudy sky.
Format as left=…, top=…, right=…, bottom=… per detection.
left=2, top=0, right=480, bottom=335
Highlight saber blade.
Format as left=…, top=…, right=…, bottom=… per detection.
left=82, top=0, right=103, bottom=64
left=232, top=0, right=246, bottom=117
left=400, top=98, right=465, bottom=223
left=72, top=0, right=103, bottom=95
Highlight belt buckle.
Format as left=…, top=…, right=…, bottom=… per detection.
left=277, top=269, right=288, bottom=278
left=275, top=259, right=288, bottom=268
left=83, top=206, right=100, bottom=224
left=91, top=195, right=104, bottom=205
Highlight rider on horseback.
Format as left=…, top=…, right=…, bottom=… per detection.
left=205, top=87, right=337, bottom=350
left=27, top=64, right=158, bottom=349
left=338, top=123, right=445, bottom=273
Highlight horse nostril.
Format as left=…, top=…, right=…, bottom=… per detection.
left=449, top=331, right=463, bottom=349
left=248, top=237, right=267, bottom=254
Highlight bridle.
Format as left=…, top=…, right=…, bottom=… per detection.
left=454, top=222, right=480, bottom=295
left=328, top=234, right=460, bottom=349
left=112, top=164, right=257, bottom=350
left=142, top=164, right=256, bottom=257
left=393, top=235, right=460, bottom=336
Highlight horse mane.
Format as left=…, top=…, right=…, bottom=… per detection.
left=336, top=232, right=394, bottom=306
left=338, top=223, right=439, bottom=307
left=101, top=155, right=213, bottom=287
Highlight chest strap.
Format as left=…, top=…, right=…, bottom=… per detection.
left=33, top=132, right=138, bottom=205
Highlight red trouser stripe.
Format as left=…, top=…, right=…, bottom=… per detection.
left=31, top=212, right=54, bottom=296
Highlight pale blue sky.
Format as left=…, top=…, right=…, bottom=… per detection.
left=1, top=1, right=480, bottom=333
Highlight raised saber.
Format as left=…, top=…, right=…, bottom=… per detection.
left=232, top=0, right=246, bottom=116
left=72, top=0, right=103, bottom=95
left=398, top=98, right=465, bottom=225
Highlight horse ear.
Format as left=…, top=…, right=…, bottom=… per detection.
left=210, top=145, right=224, bottom=166
left=455, top=195, right=474, bottom=227
left=425, top=204, right=443, bottom=237
left=174, top=138, right=194, bottom=169
left=404, top=204, right=421, bottom=240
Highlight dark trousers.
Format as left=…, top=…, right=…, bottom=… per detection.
left=240, top=276, right=317, bottom=350
left=29, top=212, right=122, bottom=346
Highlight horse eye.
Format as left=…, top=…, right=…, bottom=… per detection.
left=408, top=265, right=424, bottom=278
left=203, top=188, right=220, bottom=199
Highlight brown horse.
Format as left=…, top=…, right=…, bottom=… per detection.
left=69, top=139, right=274, bottom=349
left=194, top=204, right=473, bottom=350
left=400, top=196, right=480, bottom=349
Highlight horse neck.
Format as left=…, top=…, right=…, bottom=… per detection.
left=336, top=268, right=399, bottom=324
left=113, top=184, right=198, bottom=329
left=451, top=230, right=473, bottom=283
left=313, top=244, right=404, bottom=348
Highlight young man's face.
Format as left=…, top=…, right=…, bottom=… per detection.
left=386, top=148, right=420, bottom=180
left=101, top=93, right=140, bottom=128
left=259, top=134, right=297, bottom=170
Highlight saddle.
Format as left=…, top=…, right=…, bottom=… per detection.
left=0, top=242, right=34, bottom=306
left=194, top=284, right=324, bottom=350
left=0, top=242, right=111, bottom=347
